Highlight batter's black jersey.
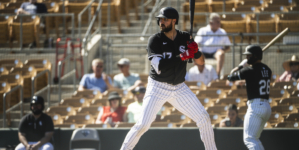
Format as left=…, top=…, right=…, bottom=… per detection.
left=147, top=30, right=190, bottom=85
left=234, top=63, right=272, bottom=100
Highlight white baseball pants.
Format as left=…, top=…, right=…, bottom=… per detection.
left=15, top=142, right=54, bottom=150
left=120, top=77, right=217, bottom=150
left=244, top=98, right=271, bottom=150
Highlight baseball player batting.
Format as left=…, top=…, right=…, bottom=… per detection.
left=120, top=7, right=217, bottom=150
left=227, top=45, right=272, bottom=150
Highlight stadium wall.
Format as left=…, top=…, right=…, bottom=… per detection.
left=0, top=128, right=298, bottom=150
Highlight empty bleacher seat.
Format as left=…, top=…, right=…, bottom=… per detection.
left=215, top=97, right=246, bottom=107
left=10, top=16, right=41, bottom=47
left=0, top=67, right=9, bottom=75
left=73, top=89, right=102, bottom=99
left=268, top=113, right=284, bottom=124
left=48, top=114, right=64, bottom=125
left=206, top=105, right=228, bottom=116
left=46, top=106, right=77, bottom=117
left=275, top=122, right=299, bottom=128
left=0, top=16, right=13, bottom=45
left=271, top=105, right=298, bottom=117
left=0, top=73, right=24, bottom=106
left=60, top=97, right=90, bottom=109
left=64, top=114, right=95, bottom=125
left=183, top=2, right=210, bottom=31
left=0, top=82, right=11, bottom=114
left=0, top=59, right=23, bottom=70
left=77, top=105, right=103, bottom=117
left=279, top=97, right=299, bottom=107
left=210, top=0, right=238, bottom=12
left=115, top=122, right=135, bottom=128
left=160, top=114, right=191, bottom=123
left=197, top=97, right=214, bottom=107
left=207, top=80, right=234, bottom=90
left=284, top=113, right=299, bottom=122
left=291, top=90, right=299, bottom=98
left=277, top=13, right=299, bottom=32
left=197, top=89, right=225, bottom=99
left=227, top=89, right=247, bottom=98
left=10, top=66, right=37, bottom=99
left=269, top=89, right=289, bottom=98
left=91, top=98, right=108, bottom=106
left=24, top=59, right=51, bottom=91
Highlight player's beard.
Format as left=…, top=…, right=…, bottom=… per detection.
left=160, top=23, right=172, bottom=33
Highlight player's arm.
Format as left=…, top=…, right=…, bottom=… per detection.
left=147, top=36, right=163, bottom=74
left=32, top=132, right=53, bottom=148
left=227, top=67, right=250, bottom=82
left=18, top=132, right=31, bottom=149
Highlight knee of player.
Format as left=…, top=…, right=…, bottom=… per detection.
left=42, top=143, right=54, bottom=150
left=135, top=123, right=151, bottom=133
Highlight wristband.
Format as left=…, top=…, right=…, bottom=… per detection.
left=194, top=51, right=202, bottom=59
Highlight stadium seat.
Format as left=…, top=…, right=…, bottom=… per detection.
left=220, top=14, right=250, bottom=43
left=268, top=112, right=284, bottom=124
left=115, top=122, right=135, bottom=128
left=180, top=122, right=197, bottom=128
left=46, top=106, right=76, bottom=117
left=207, top=80, right=234, bottom=90
left=91, top=98, right=108, bottom=106
left=60, top=97, right=90, bottom=109
left=269, top=89, right=290, bottom=98
left=268, top=97, right=279, bottom=107
left=272, top=81, right=297, bottom=91
left=73, top=89, right=102, bottom=99
left=271, top=105, right=298, bottom=117
left=275, top=122, right=299, bottom=128
left=0, top=74, right=24, bottom=106
left=69, top=128, right=101, bottom=150
left=24, top=59, right=51, bottom=91
left=196, top=89, right=226, bottom=99
left=209, top=0, right=238, bottom=12
left=0, top=67, right=9, bottom=75
left=238, top=0, right=265, bottom=7
left=266, top=0, right=296, bottom=6
left=0, top=59, right=23, bottom=70
left=0, top=81, right=11, bottom=115
left=77, top=105, right=103, bottom=117
left=227, top=89, right=247, bottom=98
left=55, top=123, right=78, bottom=128
left=160, top=114, right=191, bottom=123
left=209, top=114, right=222, bottom=125
left=10, top=16, right=41, bottom=47
left=48, top=114, right=64, bottom=125
left=0, top=16, right=13, bottom=45
left=64, top=114, right=95, bottom=125
left=151, top=122, right=176, bottom=128
left=277, top=13, right=299, bottom=32
left=197, top=97, right=215, bottom=107
left=104, top=89, right=124, bottom=97
left=10, top=66, right=37, bottom=99
left=139, top=74, right=148, bottom=84
left=238, top=105, right=247, bottom=119
left=0, top=8, right=17, bottom=14
left=215, top=97, right=246, bottom=107
left=264, top=122, right=273, bottom=128
left=44, top=2, right=59, bottom=39
left=284, top=113, right=299, bottom=122
left=4, top=2, right=23, bottom=9
left=83, top=123, right=111, bottom=128
left=279, top=97, right=299, bottom=107
left=183, top=2, right=210, bottom=31
left=206, top=105, right=228, bottom=116
left=232, top=5, right=258, bottom=12
left=260, top=5, right=288, bottom=12
left=247, top=14, right=279, bottom=43
left=66, top=1, right=94, bottom=28
left=291, top=90, right=299, bottom=98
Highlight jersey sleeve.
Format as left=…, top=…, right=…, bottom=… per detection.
left=147, top=35, right=162, bottom=60
left=18, top=116, right=27, bottom=133
left=45, top=116, right=54, bottom=132
left=239, top=67, right=252, bottom=79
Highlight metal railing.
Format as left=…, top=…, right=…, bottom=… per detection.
left=58, top=54, right=77, bottom=102
left=0, top=13, right=75, bottom=51
left=78, top=0, right=95, bottom=39
left=2, top=85, right=23, bottom=128
left=31, top=70, right=51, bottom=110
left=141, top=0, right=165, bottom=35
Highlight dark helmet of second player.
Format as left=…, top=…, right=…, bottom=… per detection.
left=243, top=45, right=263, bottom=64
left=155, top=7, right=179, bottom=25
left=30, top=96, right=45, bottom=115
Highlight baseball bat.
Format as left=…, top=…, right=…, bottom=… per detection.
left=237, top=27, right=290, bottom=68
left=188, top=0, right=195, bottom=63
left=262, top=27, right=290, bottom=51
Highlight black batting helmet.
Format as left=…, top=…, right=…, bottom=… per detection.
left=243, top=45, right=263, bottom=64
left=155, top=7, right=179, bottom=25
left=30, top=96, right=45, bottom=111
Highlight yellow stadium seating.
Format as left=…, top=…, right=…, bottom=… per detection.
left=46, top=106, right=77, bottom=118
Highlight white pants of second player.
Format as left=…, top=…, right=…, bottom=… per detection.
left=244, top=98, right=271, bottom=150
left=120, top=77, right=217, bottom=150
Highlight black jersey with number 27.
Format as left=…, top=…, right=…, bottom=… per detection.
left=237, top=63, right=272, bottom=100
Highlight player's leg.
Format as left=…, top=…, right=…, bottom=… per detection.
left=168, top=83, right=217, bottom=150
left=15, top=143, right=26, bottom=150
left=214, top=49, right=225, bottom=77
left=243, top=100, right=269, bottom=150
left=40, top=142, right=54, bottom=150
left=120, top=78, right=170, bottom=150
left=255, top=102, right=272, bottom=149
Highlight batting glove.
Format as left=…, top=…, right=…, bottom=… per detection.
left=187, top=41, right=198, bottom=53
left=180, top=49, right=195, bottom=61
